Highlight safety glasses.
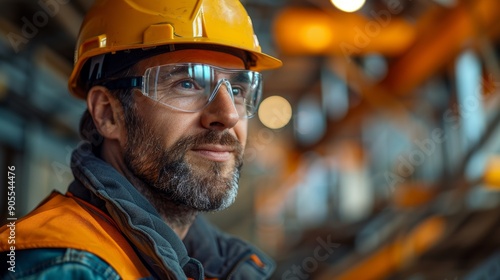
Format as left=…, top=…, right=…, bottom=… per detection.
left=100, top=63, right=263, bottom=119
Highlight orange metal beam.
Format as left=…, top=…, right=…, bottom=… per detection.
left=273, top=7, right=416, bottom=57
left=317, top=216, right=446, bottom=280
left=380, top=0, right=500, bottom=96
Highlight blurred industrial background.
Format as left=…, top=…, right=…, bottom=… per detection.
left=1, top=0, right=500, bottom=279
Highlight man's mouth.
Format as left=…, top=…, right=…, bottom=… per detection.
left=191, top=144, right=235, bottom=162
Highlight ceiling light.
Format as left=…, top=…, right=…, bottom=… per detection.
left=331, top=0, right=366, bottom=13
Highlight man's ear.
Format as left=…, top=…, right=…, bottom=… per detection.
left=87, top=86, right=126, bottom=142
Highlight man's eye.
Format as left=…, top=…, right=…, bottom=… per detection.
left=232, top=87, right=243, bottom=96
left=179, top=80, right=195, bottom=89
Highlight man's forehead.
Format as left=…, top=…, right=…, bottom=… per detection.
left=134, top=49, right=247, bottom=71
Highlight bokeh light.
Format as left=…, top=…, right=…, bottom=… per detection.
left=258, top=96, right=292, bottom=129
left=331, top=0, right=366, bottom=12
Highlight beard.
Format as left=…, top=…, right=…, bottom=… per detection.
left=123, top=110, right=243, bottom=214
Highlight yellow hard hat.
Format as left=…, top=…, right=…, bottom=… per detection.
left=68, top=0, right=282, bottom=99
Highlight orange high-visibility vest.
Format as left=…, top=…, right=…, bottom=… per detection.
left=0, top=192, right=152, bottom=279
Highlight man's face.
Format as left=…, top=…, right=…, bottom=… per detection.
left=123, top=50, right=248, bottom=211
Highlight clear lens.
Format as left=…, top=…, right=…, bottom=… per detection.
left=142, top=63, right=262, bottom=118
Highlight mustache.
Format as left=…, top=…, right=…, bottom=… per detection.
left=171, top=130, right=243, bottom=154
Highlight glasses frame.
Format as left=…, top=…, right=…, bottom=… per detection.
left=97, top=63, right=263, bottom=119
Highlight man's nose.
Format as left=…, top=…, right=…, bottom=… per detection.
left=200, top=81, right=240, bottom=130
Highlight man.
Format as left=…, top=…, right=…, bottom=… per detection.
left=0, top=0, right=281, bottom=279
